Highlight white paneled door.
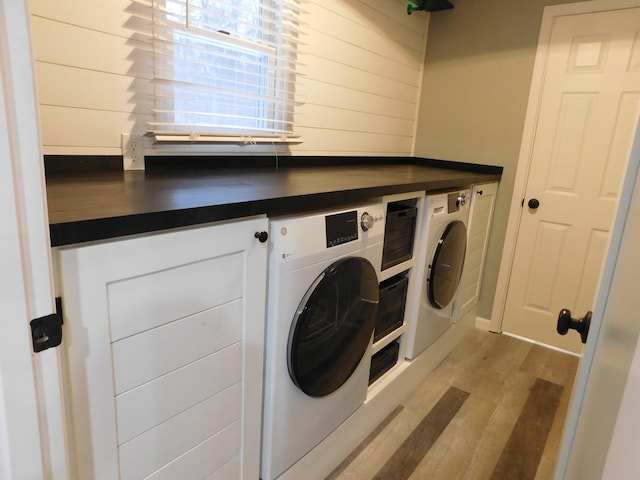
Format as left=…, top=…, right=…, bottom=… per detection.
left=502, top=4, right=640, bottom=353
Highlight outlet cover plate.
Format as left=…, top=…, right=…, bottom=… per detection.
left=121, top=133, right=146, bottom=170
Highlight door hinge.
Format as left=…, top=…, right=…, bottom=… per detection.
left=30, top=296, right=63, bottom=353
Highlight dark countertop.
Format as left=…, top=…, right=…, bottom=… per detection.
left=46, top=158, right=502, bottom=247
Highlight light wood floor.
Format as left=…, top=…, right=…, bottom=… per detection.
left=328, top=329, right=579, bottom=480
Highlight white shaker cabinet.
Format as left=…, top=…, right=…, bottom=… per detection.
left=455, top=182, right=498, bottom=320
left=57, top=217, right=268, bottom=480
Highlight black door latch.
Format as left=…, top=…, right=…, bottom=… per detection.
left=30, top=309, right=63, bottom=353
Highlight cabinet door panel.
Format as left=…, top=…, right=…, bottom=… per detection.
left=59, top=217, right=267, bottom=479
left=454, top=183, right=498, bottom=320
left=116, top=343, right=242, bottom=444
left=144, top=421, right=241, bottom=480
left=204, top=457, right=241, bottom=480
left=112, top=299, right=243, bottom=394
left=108, top=252, right=243, bottom=341
left=118, top=383, right=242, bottom=479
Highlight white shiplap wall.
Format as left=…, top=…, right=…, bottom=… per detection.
left=29, top=0, right=428, bottom=157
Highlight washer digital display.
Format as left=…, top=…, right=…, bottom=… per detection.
left=325, top=210, right=358, bottom=247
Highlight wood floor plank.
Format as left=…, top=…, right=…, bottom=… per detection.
left=490, top=378, right=564, bottom=480
left=328, top=407, right=426, bottom=480
left=460, top=372, right=538, bottom=480
left=534, top=374, right=575, bottom=480
left=519, top=343, right=579, bottom=387
left=439, top=332, right=530, bottom=398
left=325, top=405, right=404, bottom=480
left=328, top=330, right=577, bottom=480
left=400, top=367, right=456, bottom=417
left=400, top=331, right=488, bottom=414
left=401, top=330, right=526, bottom=414
left=454, top=333, right=532, bottom=402
left=408, top=338, right=534, bottom=479
left=408, top=394, right=499, bottom=479
left=518, top=337, right=579, bottom=479
left=372, top=387, right=470, bottom=480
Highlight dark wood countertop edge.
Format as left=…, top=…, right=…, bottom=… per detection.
left=140, top=155, right=504, bottom=175
left=49, top=171, right=501, bottom=247
left=45, top=154, right=504, bottom=176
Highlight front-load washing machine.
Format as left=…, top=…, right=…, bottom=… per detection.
left=261, top=203, right=385, bottom=480
left=405, top=189, right=470, bottom=359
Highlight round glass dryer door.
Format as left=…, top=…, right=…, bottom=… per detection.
left=427, top=220, right=467, bottom=309
left=288, top=257, right=379, bottom=397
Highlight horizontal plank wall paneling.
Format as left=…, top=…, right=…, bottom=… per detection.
left=300, top=4, right=423, bottom=81
left=36, top=63, right=150, bottom=115
left=39, top=106, right=147, bottom=153
left=299, top=104, right=415, bottom=136
left=29, top=0, right=428, bottom=157
left=292, top=0, right=427, bottom=156
left=30, top=16, right=151, bottom=77
left=30, top=0, right=154, bottom=155
left=29, top=0, right=133, bottom=34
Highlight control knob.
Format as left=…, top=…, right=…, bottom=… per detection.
left=360, top=212, right=375, bottom=231
left=457, top=193, right=467, bottom=207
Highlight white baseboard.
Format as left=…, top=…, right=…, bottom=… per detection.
left=502, top=331, right=581, bottom=357
left=475, top=316, right=492, bottom=331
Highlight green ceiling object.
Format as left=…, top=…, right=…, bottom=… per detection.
left=407, top=0, right=454, bottom=15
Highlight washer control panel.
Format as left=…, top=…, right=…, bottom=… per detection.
left=429, top=190, right=470, bottom=217
left=268, top=203, right=385, bottom=269
left=325, top=206, right=384, bottom=247
left=447, top=190, right=469, bottom=212
left=324, top=210, right=357, bottom=247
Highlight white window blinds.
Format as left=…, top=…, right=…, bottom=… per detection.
left=150, top=0, right=303, bottom=143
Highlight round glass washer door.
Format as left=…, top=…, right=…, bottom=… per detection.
left=287, top=256, right=379, bottom=397
left=427, top=220, right=467, bottom=309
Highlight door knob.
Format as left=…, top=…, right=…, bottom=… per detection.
left=528, top=198, right=540, bottom=209
left=254, top=231, right=269, bottom=243
left=557, top=308, right=591, bottom=344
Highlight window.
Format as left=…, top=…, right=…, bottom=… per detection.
left=150, top=0, right=302, bottom=143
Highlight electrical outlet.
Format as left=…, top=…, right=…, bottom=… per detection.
left=121, top=133, right=145, bottom=170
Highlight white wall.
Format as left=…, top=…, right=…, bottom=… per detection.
left=29, top=0, right=429, bottom=157
left=413, top=0, right=579, bottom=319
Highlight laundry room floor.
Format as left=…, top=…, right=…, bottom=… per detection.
left=327, top=328, right=579, bottom=480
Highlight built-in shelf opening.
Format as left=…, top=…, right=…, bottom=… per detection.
left=374, top=273, right=409, bottom=343
left=382, top=199, right=418, bottom=271
left=369, top=340, right=400, bottom=385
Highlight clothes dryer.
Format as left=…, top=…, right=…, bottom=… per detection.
left=405, top=189, right=470, bottom=359
left=261, top=203, right=385, bottom=480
